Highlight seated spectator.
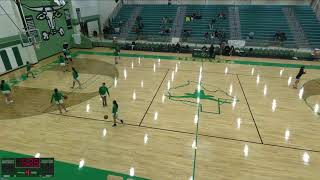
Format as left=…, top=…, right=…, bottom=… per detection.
left=248, top=32, right=254, bottom=39
left=183, top=29, right=191, bottom=37
left=202, top=45, right=208, bottom=51
left=210, top=17, right=216, bottom=24
left=214, top=30, right=219, bottom=38
left=211, top=32, right=215, bottom=40
left=224, top=45, right=231, bottom=55
left=229, top=46, right=235, bottom=56
left=175, top=42, right=181, bottom=53
left=217, top=12, right=226, bottom=20
left=131, top=41, right=136, bottom=50
left=195, top=11, right=202, bottom=19
left=208, top=21, right=214, bottom=30
left=204, top=32, right=209, bottom=40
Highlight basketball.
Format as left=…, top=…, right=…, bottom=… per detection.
left=64, top=95, right=68, bottom=100
left=104, top=115, right=108, bottom=119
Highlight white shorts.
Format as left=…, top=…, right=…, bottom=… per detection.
left=100, top=94, right=107, bottom=97
left=55, top=100, right=64, bottom=105
left=2, top=90, right=11, bottom=95
left=60, top=63, right=66, bottom=66
left=66, top=55, right=71, bottom=59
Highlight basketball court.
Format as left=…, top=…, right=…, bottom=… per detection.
left=0, top=47, right=319, bottom=179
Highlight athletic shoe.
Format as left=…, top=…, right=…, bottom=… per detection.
left=112, top=124, right=117, bottom=127
left=120, top=120, right=123, bottom=124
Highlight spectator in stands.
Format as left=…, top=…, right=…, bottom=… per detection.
left=217, top=12, right=226, bottom=20
left=220, top=42, right=226, bottom=55
left=202, top=45, right=208, bottom=52
left=195, top=11, right=202, bottom=19
left=212, top=17, right=216, bottom=24
left=248, top=32, right=254, bottom=39
left=214, top=30, right=219, bottom=38
left=204, top=32, right=209, bottom=40
left=175, top=42, right=181, bottom=53
left=209, top=21, right=214, bottom=30
left=209, top=44, right=215, bottom=59
left=224, top=44, right=231, bottom=56
left=131, top=41, right=136, bottom=50
left=211, top=32, right=215, bottom=40
left=274, top=31, right=287, bottom=42
left=183, top=29, right=191, bottom=38
left=229, top=46, right=235, bottom=56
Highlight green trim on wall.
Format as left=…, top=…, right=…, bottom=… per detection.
left=0, top=50, right=12, bottom=71
left=12, top=47, right=24, bottom=66
left=0, top=35, right=21, bottom=49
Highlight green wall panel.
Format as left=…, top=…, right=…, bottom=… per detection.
left=21, top=0, right=73, bottom=60
left=0, top=50, right=12, bottom=71
left=12, top=47, right=23, bottom=66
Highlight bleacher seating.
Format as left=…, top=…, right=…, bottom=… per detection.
left=183, top=5, right=229, bottom=44
left=127, top=5, right=178, bottom=42
left=109, top=4, right=320, bottom=49
left=294, top=6, right=320, bottom=48
left=239, top=5, right=295, bottom=48
left=111, top=5, right=136, bottom=34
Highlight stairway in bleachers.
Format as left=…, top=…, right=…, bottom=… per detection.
left=294, top=6, right=320, bottom=48
left=228, top=6, right=242, bottom=40
left=282, top=7, right=309, bottom=48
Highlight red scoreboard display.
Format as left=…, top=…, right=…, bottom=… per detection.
left=0, top=158, right=54, bottom=177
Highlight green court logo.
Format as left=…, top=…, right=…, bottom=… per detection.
left=166, top=80, right=237, bottom=114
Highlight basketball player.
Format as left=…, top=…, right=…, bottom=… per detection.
left=71, top=67, right=81, bottom=89
left=112, top=100, right=123, bottom=127
left=59, top=55, right=67, bottom=72
left=50, top=88, right=67, bottom=114
left=0, top=80, right=13, bottom=104
left=293, top=66, right=306, bottom=89
left=99, top=82, right=110, bottom=107
left=63, top=47, right=73, bottom=63
left=26, top=61, right=35, bottom=78
left=114, top=46, right=120, bottom=65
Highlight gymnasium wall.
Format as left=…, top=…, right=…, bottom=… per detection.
left=0, top=0, right=37, bottom=75
left=21, top=0, right=74, bottom=60
left=124, top=0, right=311, bottom=5
left=71, top=0, right=118, bottom=30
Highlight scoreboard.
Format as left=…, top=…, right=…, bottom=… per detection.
left=0, top=158, right=54, bottom=177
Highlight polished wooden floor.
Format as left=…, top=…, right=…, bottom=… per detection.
left=0, top=48, right=320, bottom=179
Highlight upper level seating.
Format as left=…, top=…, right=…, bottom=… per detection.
left=183, top=5, right=229, bottom=44
left=239, top=5, right=295, bottom=48
left=109, top=4, right=320, bottom=49
left=294, top=6, right=320, bottom=48
left=126, top=5, right=178, bottom=42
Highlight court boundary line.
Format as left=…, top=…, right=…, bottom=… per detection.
left=236, top=74, right=264, bottom=144
left=138, top=69, right=169, bottom=126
